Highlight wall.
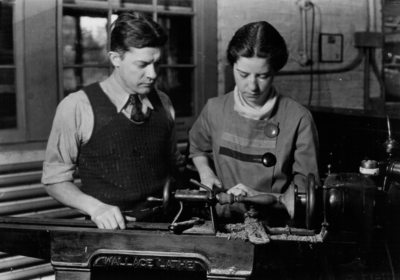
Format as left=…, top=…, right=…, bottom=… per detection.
left=217, top=0, right=383, bottom=109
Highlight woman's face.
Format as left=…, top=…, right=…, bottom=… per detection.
left=233, top=56, right=275, bottom=108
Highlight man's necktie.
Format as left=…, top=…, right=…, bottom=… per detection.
left=129, top=94, right=145, bottom=122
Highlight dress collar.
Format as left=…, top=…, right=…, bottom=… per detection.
left=99, top=73, right=154, bottom=112
left=233, top=86, right=277, bottom=120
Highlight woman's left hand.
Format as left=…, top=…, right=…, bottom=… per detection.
left=227, top=183, right=262, bottom=197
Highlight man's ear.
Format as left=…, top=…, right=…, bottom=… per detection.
left=109, top=51, right=121, bottom=67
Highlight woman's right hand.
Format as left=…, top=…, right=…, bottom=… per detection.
left=200, top=173, right=222, bottom=190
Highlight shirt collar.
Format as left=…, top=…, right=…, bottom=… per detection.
left=100, top=74, right=154, bottom=112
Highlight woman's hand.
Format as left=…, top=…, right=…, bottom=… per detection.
left=193, top=155, right=223, bottom=190
left=200, top=173, right=222, bottom=190
left=227, top=183, right=262, bottom=197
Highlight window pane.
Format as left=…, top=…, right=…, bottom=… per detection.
left=159, top=15, right=193, bottom=64
left=158, top=0, right=192, bottom=8
left=0, top=2, right=14, bottom=65
left=64, top=0, right=108, bottom=3
left=383, top=12, right=400, bottom=102
left=0, top=0, right=16, bottom=129
left=62, top=11, right=110, bottom=96
left=157, top=67, right=193, bottom=117
left=64, top=67, right=109, bottom=95
left=62, top=14, right=109, bottom=65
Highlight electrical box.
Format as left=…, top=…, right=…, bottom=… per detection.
left=319, top=33, right=344, bottom=63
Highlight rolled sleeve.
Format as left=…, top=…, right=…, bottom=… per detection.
left=41, top=92, right=90, bottom=185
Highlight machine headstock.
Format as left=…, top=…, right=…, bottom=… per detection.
left=147, top=174, right=318, bottom=233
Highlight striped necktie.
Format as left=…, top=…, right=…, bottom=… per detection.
left=129, top=94, right=145, bottom=122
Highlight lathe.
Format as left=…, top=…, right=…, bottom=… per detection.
left=0, top=118, right=399, bottom=280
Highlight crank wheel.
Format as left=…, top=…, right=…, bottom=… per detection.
left=306, top=173, right=316, bottom=230
left=163, top=177, right=173, bottom=214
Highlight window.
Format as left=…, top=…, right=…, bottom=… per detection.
left=0, top=0, right=26, bottom=143
left=0, top=0, right=16, bottom=129
left=383, top=0, right=400, bottom=106
left=0, top=0, right=216, bottom=144
left=60, top=0, right=203, bottom=140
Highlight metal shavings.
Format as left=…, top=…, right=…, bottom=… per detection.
left=216, top=216, right=270, bottom=244
left=216, top=220, right=325, bottom=244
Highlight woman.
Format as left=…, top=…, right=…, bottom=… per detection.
left=189, top=21, right=320, bottom=221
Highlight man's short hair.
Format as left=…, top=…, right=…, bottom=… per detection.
left=111, top=12, right=168, bottom=56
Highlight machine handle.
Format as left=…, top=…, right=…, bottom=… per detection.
left=147, top=197, right=163, bottom=202
left=217, top=193, right=279, bottom=205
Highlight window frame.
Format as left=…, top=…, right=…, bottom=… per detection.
left=57, top=0, right=216, bottom=141
left=0, top=0, right=217, bottom=145
left=0, top=0, right=26, bottom=143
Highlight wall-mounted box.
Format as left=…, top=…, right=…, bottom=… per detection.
left=319, top=33, right=344, bottom=63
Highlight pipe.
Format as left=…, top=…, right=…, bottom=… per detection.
left=0, top=161, right=43, bottom=174
left=13, top=207, right=83, bottom=219
left=301, top=0, right=309, bottom=64
left=0, top=255, right=46, bottom=271
left=0, top=184, right=47, bottom=203
left=364, top=48, right=371, bottom=109
left=0, top=263, right=54, bottom=280
left=0, top=197, right=62, bottom=215
left=0, top=171, right=42, bottom=187
left=277, top=49, right=365, bottom=76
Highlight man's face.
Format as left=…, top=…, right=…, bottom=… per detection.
left=112, top=47, right=162, bottom=95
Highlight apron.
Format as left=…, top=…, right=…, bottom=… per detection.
left=213, top=107, right=280, bottom=221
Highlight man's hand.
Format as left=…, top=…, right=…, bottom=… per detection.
left=90, top=203, right=136, bottom=230
left=227, top=183, right=262, bottom=197
left=44, top=182, right=136, bottom=230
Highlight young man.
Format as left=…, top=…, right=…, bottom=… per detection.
left=42, top=12, right=182, bottom=229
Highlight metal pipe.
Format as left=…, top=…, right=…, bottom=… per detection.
left=12, top=207, right=83, bottom=219
left=0, top=263, right=54, bottom=280
left=0, top=171, right=42, bottom=187
left=364, top=48, right=371, bottom=109
left=0, top=197, right=62, bottom=216
left=0, top=255, right=46, bottom=271
left=277, top=49, right=364, bottom=76
left=0, top=184, right=47, bottom=202
left=0, top=161, right=43, bottom=174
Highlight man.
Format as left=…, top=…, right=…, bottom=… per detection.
left=42, top=12, right=182, bottom=230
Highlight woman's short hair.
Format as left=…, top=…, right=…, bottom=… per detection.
left=226, top=21, right=288, bottom=72
left=111, top=12, right=168, bottom=56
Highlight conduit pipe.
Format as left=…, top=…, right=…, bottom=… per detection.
left=277, top=49, right=365, bottom=76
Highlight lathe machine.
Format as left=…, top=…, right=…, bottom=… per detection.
left=0, top=118, right=399, bottom=280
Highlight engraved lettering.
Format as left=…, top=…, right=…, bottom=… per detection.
left=139, top=258, right=147, bottom=267
left=186, top=260, right=194, bottom=270
left=105, top=256, right=114, bottom=266
left=158, top=258, right=166, bottom=268
left=146, top=259, right=154, bottom=268
left=92, top=255, right=206, bottom=271
left=133, top=257, right=139, bottom=268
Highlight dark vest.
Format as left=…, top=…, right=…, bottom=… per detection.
left=78, top=83, right=171, bottom=218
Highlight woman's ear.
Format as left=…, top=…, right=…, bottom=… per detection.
left=108, top=51, right=121, bottom=67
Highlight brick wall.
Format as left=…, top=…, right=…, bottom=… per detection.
left=217, top=0, right=382, bottom=109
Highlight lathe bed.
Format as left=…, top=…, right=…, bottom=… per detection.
left=0, top=217, right=255, bottom=280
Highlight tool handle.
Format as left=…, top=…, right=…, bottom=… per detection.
left=217, top=193, right=279, bottom=205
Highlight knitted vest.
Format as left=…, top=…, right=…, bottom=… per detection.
left=78, top=83, right=171, bottom=215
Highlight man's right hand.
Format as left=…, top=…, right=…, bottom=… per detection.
left=44, top=182, right=137, bottom=230
left=90, top=203, right=136, bottom=230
